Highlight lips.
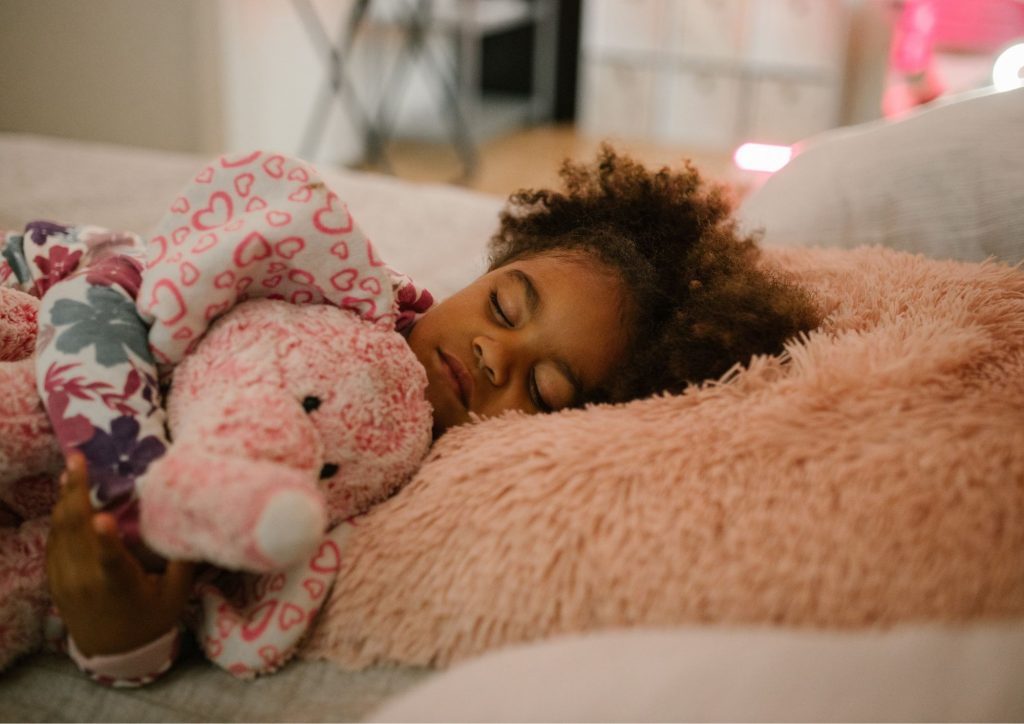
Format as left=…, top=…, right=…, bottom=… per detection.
left=438, top=348, right=474, bottom=408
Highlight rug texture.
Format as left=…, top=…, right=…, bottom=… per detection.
left=301, top=245, right=1024, bottom=669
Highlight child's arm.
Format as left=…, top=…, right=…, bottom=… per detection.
left=46, top=454, right=194, bottom=684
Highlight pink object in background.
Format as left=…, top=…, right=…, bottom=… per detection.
left=884, top=0, right=1024, bottom=117
left=929, top=0, right=1024, bottom=53
left=885, top=0, right=944, bottom=116
left=891, top=0, right=938, bottom=76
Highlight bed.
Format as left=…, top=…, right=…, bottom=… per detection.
left=1, top=86, right=1022, bottom=722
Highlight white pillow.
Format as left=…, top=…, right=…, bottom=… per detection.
left=738, top=87, right=1024, bottom=264
left=369, top=623, right=1024, bottom=722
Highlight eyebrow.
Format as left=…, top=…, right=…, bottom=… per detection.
left=507, top=268, right=584, bottom=406
left=508, top=268, right=540, bottom=316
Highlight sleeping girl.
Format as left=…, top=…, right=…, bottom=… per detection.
left=32, top=145, right=820, bottom=684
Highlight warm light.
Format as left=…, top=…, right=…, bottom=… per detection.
left=733, top=143, right=793, bottom=173
left=992, top=42, right=1024, bottom=92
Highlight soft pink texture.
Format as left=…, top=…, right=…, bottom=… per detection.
left=0, top=289, right=58, bottom=672
left=0, top=290, right=432, bottom=670
left=0, top=518, right=50, bottom=672
left=302, top=246, right=1024, bottom=669
left=0, top=358, right=61, bottom=497
left=0, top=289, right=61, bottom=498
left=140, top=298, right=433, bottom=572
left=0, top=286, right=39, bottom=362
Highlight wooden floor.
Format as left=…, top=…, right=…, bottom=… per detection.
left=355, top=123, right=743, bottom=200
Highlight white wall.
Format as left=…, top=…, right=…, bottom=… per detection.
left=216, top=0, right=364, bottom=164
left=0, top=0, right=891, bottom=160
left=0, top=0, right=463, bottom=164
left=217, top=0, right=460, bottom=159
left=841, top=0, right=892, bottom=124
left=0, top=0, right=223, bottom=153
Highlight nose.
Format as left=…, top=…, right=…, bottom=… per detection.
left=472, top=335, right=511, bottom=387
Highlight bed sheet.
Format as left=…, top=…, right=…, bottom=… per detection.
left=0, top=648, right=429, bottom=722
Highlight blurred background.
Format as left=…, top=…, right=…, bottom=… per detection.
left=1, top=0, right=1022, bottom=197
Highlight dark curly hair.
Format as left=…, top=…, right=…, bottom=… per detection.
left=488, top=145, right=821, bottom=404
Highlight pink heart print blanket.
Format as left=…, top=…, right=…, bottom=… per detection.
left=0, top=150, right=434, bottom=683
left=142, top=150, right=431, bottom=366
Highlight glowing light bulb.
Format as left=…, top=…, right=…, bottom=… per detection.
left=733, top=143, right=793, bottom=173
left=992, top=42, right=1024, bottom=92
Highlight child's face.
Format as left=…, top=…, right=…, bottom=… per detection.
left=408, top=251, right=631, bottom=436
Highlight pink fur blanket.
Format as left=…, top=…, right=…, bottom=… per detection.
left=301, top=245, right=1024, bottom=669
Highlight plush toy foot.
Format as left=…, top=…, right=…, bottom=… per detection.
left=139, top=448, right=328, bottom=572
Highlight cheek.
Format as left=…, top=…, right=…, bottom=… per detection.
left=423, top=374, right=469, bottom=433
left=407, top=322, right=445, bottom=393
left=535, top=366, right=574, bottom=410
left=474, top=387, right=534, bottom=419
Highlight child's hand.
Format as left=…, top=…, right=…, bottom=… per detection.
left=46, top=453, right=195, bottom=657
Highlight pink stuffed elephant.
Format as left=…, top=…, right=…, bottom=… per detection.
left=139, top=296, right=432, bottom=572
left=0, top=284, right=432, bottom=670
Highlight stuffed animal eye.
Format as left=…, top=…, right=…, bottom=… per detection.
left=302, top=396, right=321, bottom=413
left=319, top=463, right=339, bottom=479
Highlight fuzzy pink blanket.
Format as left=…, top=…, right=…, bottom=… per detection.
left=302, top=246, right=1024, bottom=669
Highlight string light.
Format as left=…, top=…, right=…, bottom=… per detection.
left=733, top=143, right=793, bottom=173
left=992, top=42, right=1024, bottom=92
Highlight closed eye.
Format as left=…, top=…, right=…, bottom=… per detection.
left=529, top=369, right=552, bottom=413
left=489, top=290, right=513, bottom=327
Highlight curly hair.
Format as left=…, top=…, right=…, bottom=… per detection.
left=488, top=145, right=821, bottom=403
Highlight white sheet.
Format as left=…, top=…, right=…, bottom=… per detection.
left=371, top=623, right=1024, bottom=722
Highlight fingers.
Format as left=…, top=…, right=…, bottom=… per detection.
left=161, top=560, right=197, bottom=609
left=91, top=512, right=146, bottom=587
left=92, top=511, right=119, bottom=537
left=52, top=452, right=93, bottom=530
left=48, top=453, right=136, bottom=594
left=65, top=451, right=88, bottom=487
left=47, top=453, right=93, bottom=590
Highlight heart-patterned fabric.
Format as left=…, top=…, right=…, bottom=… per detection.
left=139, top=150, right=432, bottom=368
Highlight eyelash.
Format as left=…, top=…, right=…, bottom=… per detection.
left=489, top=291, right=513, bottom=327
left=490, top=289, right=551, bottom=412
left=530, top=370, right=553, bottom=413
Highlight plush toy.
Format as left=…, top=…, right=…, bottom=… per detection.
left=141, top=295, right=432, bottom=570
left=0, top=283, right=433, bottom=672
left=0, top=149, right=435, bottom=678
left=0, top=287, right=59, bottom=673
